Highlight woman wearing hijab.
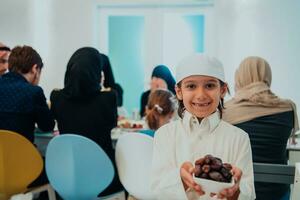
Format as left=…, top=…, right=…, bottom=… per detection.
left=140, top=65, right=176, bottom=117
left=100, top=53, right=115, bottom=89
left=223, top=56, right=299, bottom=200
left=50, top=47, right=124, bottom=197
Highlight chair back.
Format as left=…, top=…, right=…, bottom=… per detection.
left=45, top=134, right=114, bottom=200
left=253, top=162, right=300, bottom=200
left=115, top=132, right=154, bottom=200
left=0, top=130, right=43, bottom=200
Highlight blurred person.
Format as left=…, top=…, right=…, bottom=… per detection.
left=50, top=47, right=124, bottom=198
left=113, top=83, right=128, bottom=119
left=0, top=45, right=55, bottom=193
left=223, top=56, right=299, bottom=200
left=140, top=65, right=176, bottom=117
left=139, top=89, right=176, bottom=137
left=100, top=53, right=115, bottom=89
left=99, top=53, right=127, bottom=119
left=0, top=45, right=55, bottom=142
left=0, top=42, right=11, bottom=75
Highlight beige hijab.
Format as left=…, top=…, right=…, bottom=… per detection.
left=223, top=56, right=299, bottom=136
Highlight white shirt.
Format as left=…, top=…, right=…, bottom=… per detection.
left=151, top=111, right=255, bottom=200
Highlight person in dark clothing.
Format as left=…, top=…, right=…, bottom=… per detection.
left=223, top=56, right=299, bottom=200
left=0, top=45, right=55, bottom=143
left=0, top=46, right=55, bottom=195
left=100, top=53, right=116, bottom=89
left=140, top=65, right=176, bottom=117
left=113, top=83, right=123, bottom=107
left=99, top=53, right=126, bottom=118
left=50, top=47, right=124, bottom=197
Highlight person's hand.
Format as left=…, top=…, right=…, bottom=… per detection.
left=210, top=166, right=242, bottom=199
left=180, top=162, right=205, bottom=196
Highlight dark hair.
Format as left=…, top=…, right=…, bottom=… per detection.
left=177, top=80, right=226, bottom=119
left=8, top=45, right=43, bottom=74
left=63, top=47, right=102, bottom=100
left=112, top=83, right=123, bottom=106
left=100, top=53, right=116, bottom=88
left=0, top=46, right=11, bottom=51
left=146, top=89, right=176, bottom=130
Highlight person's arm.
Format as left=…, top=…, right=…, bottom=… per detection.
left=151, top=126, right=189, bottom=199
left=233, top=132, right=256, bottom=200
left=34, top=87, right=55, bottom=132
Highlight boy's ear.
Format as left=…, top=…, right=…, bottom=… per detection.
left=175, top=85, right=183, bottom=100
left=220, top=83, right=228, bottom=98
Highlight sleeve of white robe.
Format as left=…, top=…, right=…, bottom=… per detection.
left=234, top=130, right=256, bottom=200
left=150, top=125, right=189, bottom=200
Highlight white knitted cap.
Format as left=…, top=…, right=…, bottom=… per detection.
left=176, top=54, right=225, bottom=83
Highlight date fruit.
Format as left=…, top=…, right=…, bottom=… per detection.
left=194, top=155, right=232, bottom=183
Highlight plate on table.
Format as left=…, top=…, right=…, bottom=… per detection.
left=117, top=119, right=144, bottom=131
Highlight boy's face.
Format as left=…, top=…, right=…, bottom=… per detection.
left=175, top=75, right=227, bottom=120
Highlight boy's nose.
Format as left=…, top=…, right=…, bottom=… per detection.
left=195, top=87, right=208, bottom=99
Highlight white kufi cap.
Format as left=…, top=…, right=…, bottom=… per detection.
left=176, top=54, right=225, bottom=83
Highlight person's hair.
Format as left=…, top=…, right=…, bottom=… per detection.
left=8, top=45, right=43, bottom=74
left=113, top=83, right=123, bottom=107
left=146, top=89, right=176, bottom=130
left=177, top=80, right=226, bottom=119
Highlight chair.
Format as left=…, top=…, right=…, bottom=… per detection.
left=115, top=132, right=155, bottom=200
left=0, top=129, right=55, bottom=200
left=45, top=134, right=114, bottom=200
left=253, top=162, right=300, bottom=200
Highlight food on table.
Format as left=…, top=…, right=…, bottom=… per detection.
left=118, top=119, right=143, bottom=129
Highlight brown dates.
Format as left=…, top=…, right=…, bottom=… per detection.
left=194, top=155, right=232, bottom=183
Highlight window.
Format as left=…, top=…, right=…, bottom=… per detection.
left=96, top=4, right=213, bottom=115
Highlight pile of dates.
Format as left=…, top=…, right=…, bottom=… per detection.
left=194, top=155, right=232, bottom=183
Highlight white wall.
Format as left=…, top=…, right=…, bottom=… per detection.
left=1, top=0, right=95, bottom=98
left=0, top=0, right=35, bottom=47
left=1, top=0, right=300, bottom=118
left=214, top=0, right=300, bottom=117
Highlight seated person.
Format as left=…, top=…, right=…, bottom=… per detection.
left=0, top=45, right=55, bottom=143
left=0, top=45, right=55, bottom=191
left=113, top=83, right=128, bottom=119
left=140, top=65, right=176, bottom=117
left=50, top=47, right=124, bottom=197
left=139, top=89, right=176, bottom=137
left=223, top=56, right=299, bottom=200
left=0, top=42, right=11, bottom=75
left=98, top=54, right=127, bottom=118
left=100, top=53, right=115, bottom=89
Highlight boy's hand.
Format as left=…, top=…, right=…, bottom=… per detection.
left=180, top=162, right=205, bottom=196
left=210, top=166, right=242, bottom=199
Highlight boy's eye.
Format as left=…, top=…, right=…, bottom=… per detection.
left=205, top=83, right=217, bottom=89
left=185, top=84, right=196, bottom=89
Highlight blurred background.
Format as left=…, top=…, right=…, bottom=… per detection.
left=1, top=0, right=299, bottom=116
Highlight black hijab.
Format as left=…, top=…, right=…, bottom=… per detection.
left=63, top=47, right=102, bottom=100
left=151, top=65, right=176, bottom=94
left=100, top=53, right=115, bottom=88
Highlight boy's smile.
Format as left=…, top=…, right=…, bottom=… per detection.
left=176, top=75, right=227, bottom=120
